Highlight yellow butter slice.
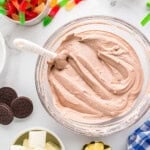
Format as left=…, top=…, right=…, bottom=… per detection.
left=23, top=139, right=29, bottom=148
left=45, top=141, right=60, bottom=150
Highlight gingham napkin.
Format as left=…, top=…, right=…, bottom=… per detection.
left=128, top=120, right=150, bottom=150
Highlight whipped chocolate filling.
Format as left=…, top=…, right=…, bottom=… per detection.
left=48, top=31, right=143, bottom=122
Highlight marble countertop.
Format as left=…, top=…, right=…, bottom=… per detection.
left=0, top=0, right=150, bottom=149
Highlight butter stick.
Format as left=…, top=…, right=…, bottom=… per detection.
left=28, top=131, right=46, bottom=148
left=10, top=145, right=26, bottom=150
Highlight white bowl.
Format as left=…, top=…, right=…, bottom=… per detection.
left=11, top=127, right=65, bottom=150
left=0, top=32, right=6, bottom=74
left=3, top=0, right=50, bottom=26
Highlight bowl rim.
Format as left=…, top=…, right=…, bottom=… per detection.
left=35, top=15, right=150, bottom=137
left=0, top=32, right=6, bottom=75
left=11, top=127, right=65, bottom=150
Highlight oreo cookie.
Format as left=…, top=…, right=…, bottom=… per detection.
left=0, top=87, right=17, bottom=106
left=11, top=96, right=33, bottom=118
left=0, top=103, right=14, bottom=125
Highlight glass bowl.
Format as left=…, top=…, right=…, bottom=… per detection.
left=35, top=16, right=150, bottom=137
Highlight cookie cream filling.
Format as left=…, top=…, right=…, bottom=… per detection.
left=48, top=30, right=143, bottom=122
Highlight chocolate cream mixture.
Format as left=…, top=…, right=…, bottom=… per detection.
left=48, top=30, right=143, bottom=122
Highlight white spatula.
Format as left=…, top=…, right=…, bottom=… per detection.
left=13, top=38, right=57, bottom=59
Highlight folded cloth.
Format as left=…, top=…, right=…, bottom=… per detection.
left=128, top=120, right=150, bottom=150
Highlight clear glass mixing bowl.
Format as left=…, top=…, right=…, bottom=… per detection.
left=35, top=16, right=150, bottom=137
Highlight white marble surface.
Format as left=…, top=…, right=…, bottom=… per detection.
left=0, top=0, right=150, bottom=149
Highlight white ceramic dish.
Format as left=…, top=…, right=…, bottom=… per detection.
left=11, top=127, right=65, bottom=150
left=0, top=32, right=6, bottom=75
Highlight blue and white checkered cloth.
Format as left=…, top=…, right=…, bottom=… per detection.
left=128, top=120, right=150, bottom=150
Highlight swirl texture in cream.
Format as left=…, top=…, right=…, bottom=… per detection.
left=48, top=31, right=143, bottom=122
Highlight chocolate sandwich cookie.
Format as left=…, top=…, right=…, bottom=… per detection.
left=0, top=103, right=14, bottom=125
left=11, top=96, right=33, bottom=118
left=0, top=87, right=17, bottom=106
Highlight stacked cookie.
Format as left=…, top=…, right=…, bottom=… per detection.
left=0, top=87, right=33, bottom=125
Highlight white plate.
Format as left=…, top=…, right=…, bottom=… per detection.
left=0, top=32, right=6, bottom=74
